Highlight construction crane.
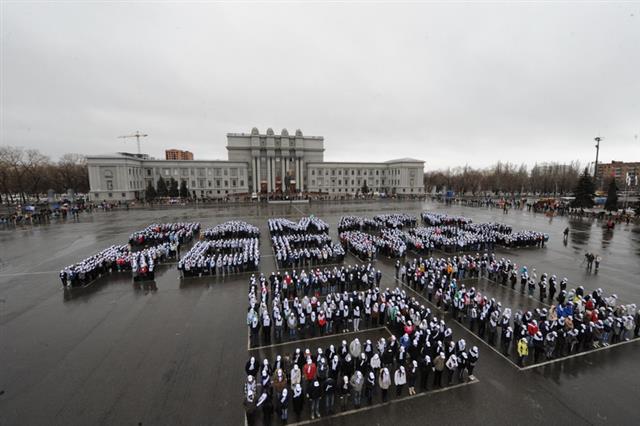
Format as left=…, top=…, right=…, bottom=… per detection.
left=117, top=131, right=148, bottom=154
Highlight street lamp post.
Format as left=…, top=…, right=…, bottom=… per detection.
left=594, top=136, right=602, bottom=189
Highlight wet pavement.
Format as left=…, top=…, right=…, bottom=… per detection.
left=0, top=200, right=639, bottom=425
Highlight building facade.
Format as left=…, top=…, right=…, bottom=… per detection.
left=165, top=149, right=194, bottom=160
left=596, top=161, right=639, bottom=190
left=87, top=153, right=249, bottom=201
left=87, top=127, right=425, bottom=200
left=306, top=159, right=425, bottom=195
left=226, top=127, right=324, bottom=194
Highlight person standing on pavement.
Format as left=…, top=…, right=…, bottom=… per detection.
left=378, top=368, right=391, bottom=402
left=517, top=337, right=529, bottom=366
left=292, top=384, right=304, bottom=422
left=307, top=380, right=322, bottom=420
left=394, top=365, right=407, bottom=396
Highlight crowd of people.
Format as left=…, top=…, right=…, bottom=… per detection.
left=128, top=222, right=200, bottom=248
left=59, top=241, right=180, bottom=287
left=339, top=229, right=408, bottom=261
left=59, top=221, right=199, bottom=288
left=337, top=216, right=380, bottom=233
left=339, top=211, right=547, bottom=261
left=396, top=254, right=639, bottom=365
left=372, top=213, right=417, bottom=229
left=203, top=220, right=260, bottom=239
left=59, top=245, right=129, bottom=288
left=244, top=285, right=479, bottom=424
left=268, top=217, right=329, bottom=235
left=269, top=216, right=345, bottom=268
left=272, top=234, right=345, bottom=268
left=247, top=264, right=384, bottom=347
left=421, top=212, right=472, bottom=227
left=178, top=238, right=260, bottom=277
left=177, top=220, right=262, bottom=277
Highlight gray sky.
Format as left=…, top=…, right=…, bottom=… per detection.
left=2, top=1, right=639, bottom=170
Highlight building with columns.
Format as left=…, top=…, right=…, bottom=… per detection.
left=87, top=127, right=425, bottom=200
left=226, top=127, right=324, bottom=194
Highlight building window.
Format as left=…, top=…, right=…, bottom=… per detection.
left=224, top=180, right=228, bottom=187
left=215, top=169, right=222, bottom=177
left=216, top=179, right=221, bottom=187
left=107, top=180, right=113, bottom=190
left=224, top=169, right=228, bottom=176
left=198, top=168, right=205, bottom=177
left=146, top=169, right=152, bottom=176
left=230, top=168, right=238, bottom=177
left=312, top=170, right=315, bottom=176
left=191, top=180, right=196, bottom=187
left=121, top=192, right=126, bottom=197
left=108, top=192, right=112, bottom=198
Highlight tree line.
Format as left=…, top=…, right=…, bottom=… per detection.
left=0, top=146, right=89, bottom=204
left=145, top=177, right=190, bottom=199
left=423, top=161, right=583, bottom=195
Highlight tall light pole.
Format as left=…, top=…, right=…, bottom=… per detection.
left=593, top=136, right=602, bottom=189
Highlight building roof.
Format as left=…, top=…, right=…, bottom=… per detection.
left=384, top=157, right=424, bottom=164
left=86, top=152, right=150, bottom=160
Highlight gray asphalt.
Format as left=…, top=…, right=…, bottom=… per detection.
left=0, top=200, right=638, bottom=426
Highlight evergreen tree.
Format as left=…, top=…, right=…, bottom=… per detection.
left=156, top=177, right=168, bottom=197
left=179, top=180, right=189, bottom=198
left=604, top=179, right=618, bottom=211
left=571, top=168, right=595, bottom=208
left=145, top=181, right=157, bottom=200
left=169, top=178, right=179, bottom=197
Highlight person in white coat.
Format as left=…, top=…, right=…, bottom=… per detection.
left=394, top=365, right=407, bottom=396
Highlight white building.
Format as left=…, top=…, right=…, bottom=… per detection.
left=87, top=153, right=249, bottom=201
left=87, top=128, right=425, bottom=200
left=306, top=159, right=425, bottom=196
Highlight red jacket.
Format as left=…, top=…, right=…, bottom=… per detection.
left=527, top=323, right=539, bottom=336
left=303, top=362, right=317, bottom=381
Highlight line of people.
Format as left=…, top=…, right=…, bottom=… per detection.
left=268, top=217, right=329, bottom=235
left=59, top=241, right=180, bottom=287
left=397, top=254, right=639, bottom=365
left=128, top=222, right=200, bottom=247
left=421, top=211, right=472, bottom=227
left=178, top=238, right=260, bottom=277
left=202, top=220, right=260, bottom=239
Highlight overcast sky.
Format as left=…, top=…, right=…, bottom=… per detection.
left=2, top=1, right=639, bottom=170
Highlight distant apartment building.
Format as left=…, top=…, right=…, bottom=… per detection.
left=596, top=161, right=639, bottom=189
left=165, top=149, right=194, bottom=161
